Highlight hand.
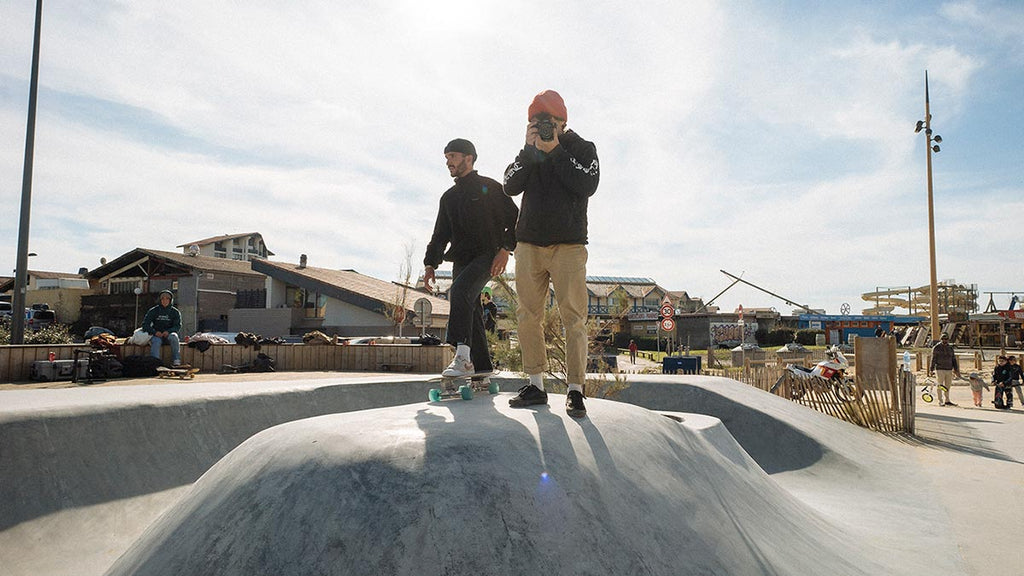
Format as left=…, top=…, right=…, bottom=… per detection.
left=525, top=122, right=539, bottom=148
left=534, top=125, right=560, bottom=154
left=423, top=267, right=436, bottom=291
left=490, top=249, right=509, bottom=277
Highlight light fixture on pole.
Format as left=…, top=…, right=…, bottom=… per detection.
left=134, top=286, right=142, bottom=327
left=915, top=70, right=943, bottom=342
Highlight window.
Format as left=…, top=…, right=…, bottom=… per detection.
left=110, top=279, right=141, bottom=294
left=286, top=286, right=325, bottom=318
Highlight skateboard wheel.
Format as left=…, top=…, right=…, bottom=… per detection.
left=459, top=385, right=473, bottom=400
left=488, top=381, right=499, bottom=394
left=428, top=388, right=442, bottom=402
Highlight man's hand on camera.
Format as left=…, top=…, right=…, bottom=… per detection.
left=525, top=123, right=539, bottom=148
left=533, top=123, right=560, bottom=153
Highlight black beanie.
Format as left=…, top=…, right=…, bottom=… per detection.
left=444, top=138, right=476, bottom=160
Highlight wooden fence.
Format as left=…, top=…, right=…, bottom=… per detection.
left=0, top=343, right=453, bottom=383
left=708, top=359, right=917, bottom=434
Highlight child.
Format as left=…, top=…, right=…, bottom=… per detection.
left=1008, top=356, right=1023, bottom=408
left=992, top=355, right=1012, bottom=409
left=967, top=372, right=989, bottom=407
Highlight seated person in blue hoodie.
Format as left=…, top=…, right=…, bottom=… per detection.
left=142, top=290, right=182, bottom=366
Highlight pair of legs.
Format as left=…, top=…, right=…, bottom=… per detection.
left=512, top=242, right=588, bottom=416
left=971, top=386, right=983, bottom=407
left=935, top=370, right=954, bottom=405
left=995, top=383, right=1015, bottom=408
left=444, top=253, right=494, bottom=375
left=150, top=332, right=181, bottom=365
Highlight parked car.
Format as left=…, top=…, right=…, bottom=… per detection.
left=0, top=301, right=12, bottom=320
left=25, top=305, right=56, bottom=331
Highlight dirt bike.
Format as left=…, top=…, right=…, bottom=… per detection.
left=770, top=345, right=859, bottom=402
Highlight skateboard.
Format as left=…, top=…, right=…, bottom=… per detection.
left=156, top=366, right=199, bottom=380
left=428, top=373, right=499, bottom=402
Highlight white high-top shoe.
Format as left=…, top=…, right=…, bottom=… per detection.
left=442, top=356, right=475, bottom=378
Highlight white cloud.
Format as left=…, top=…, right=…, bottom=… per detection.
left=2, top=1, right=1023, bottom=317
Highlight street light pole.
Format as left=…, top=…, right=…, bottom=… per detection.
left=925, top=71, right=937, bottom=340
left=11, top=0, right=44, bottom=345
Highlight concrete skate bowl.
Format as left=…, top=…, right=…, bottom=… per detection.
left=106, top=397, right=889, bottom=576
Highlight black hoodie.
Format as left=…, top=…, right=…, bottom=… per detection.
left=503, top=129, right=599, bottom=246
left=424, top=171, right=519, bottom=268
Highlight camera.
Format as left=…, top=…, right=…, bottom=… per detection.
left=534, top=115, right=556, bottom=142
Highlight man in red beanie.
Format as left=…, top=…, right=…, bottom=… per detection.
left=424, top=138, right=519, bottom=387
left=504, top=90, right=600, bottom=418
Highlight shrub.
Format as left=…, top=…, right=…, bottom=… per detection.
left=0, top=323, right=74, bottom=345
left=795, top=329, right=824, bottom=346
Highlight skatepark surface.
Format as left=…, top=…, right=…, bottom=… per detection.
left=1, top=372, right=1022, bottom=575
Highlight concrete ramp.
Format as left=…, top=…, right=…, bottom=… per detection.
left=106, top=395, right=886, bottom=576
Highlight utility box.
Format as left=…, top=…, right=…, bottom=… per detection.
left=663, top=356, right=702, bottom=374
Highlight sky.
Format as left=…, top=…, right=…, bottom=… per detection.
left=2, top=1, right=1023, bottom=316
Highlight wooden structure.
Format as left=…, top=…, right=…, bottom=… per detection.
left=0, top=343, right=453, bottom=383
left=708, top=337, right=917, bottom=434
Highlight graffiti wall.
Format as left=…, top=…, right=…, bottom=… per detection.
left=709, top=322, right=758, bottom=346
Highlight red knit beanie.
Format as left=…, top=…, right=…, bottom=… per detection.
left=528, top=90, right=567, bottom=120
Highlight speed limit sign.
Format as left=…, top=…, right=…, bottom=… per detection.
left=660, top=304, right=674, bottom=318
left=661, top=318, right=675, bottom=331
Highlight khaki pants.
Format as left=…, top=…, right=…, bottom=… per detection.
left=936, top=369, right=953, bottom=404
left=514, top=243, right=588, bottom=386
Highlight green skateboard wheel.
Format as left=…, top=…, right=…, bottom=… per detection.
left=459, top=385, right=473, bottom=400
left=429, top=388, right=442, bottom=402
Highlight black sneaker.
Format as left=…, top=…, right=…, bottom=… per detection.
left=566, top=390, right=587, bottom=418
left=509, top=384, right=548, bottom=408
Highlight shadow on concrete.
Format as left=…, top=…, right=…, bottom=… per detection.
left=615, top=380, right=826, bottom=475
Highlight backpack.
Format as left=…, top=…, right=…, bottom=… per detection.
left=122, top=355, right=164, bottom=377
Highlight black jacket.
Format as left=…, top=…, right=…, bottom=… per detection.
left=424, top=171, right=518, bottom=268
left=503, top=130, right=599, bottom=246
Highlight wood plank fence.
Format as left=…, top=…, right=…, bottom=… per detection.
left=707, top=347, right=917, bottom=434
left=0, top=343, right=453, bottom=383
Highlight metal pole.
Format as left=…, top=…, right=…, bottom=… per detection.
left=924, top=71, right=941, bottom=342
left=11, top=0, right=44, bottom=345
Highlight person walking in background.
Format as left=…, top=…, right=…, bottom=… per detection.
left=504, top=90, right=600, bottom=418
left=142, top=290, right=182, bottom=366
left=481, top=287, right=498, bottom=333
left=423, top=138, right=519, bottom=386
left=628, top=339, right=638, bottom=365
left=927, top=333, right=960, bottom=406
left=992, top=355, right=1013, bottom=409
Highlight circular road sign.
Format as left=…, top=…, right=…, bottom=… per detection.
left=661, top=318, right=676, bottom=332
left=660, top=304, right=674, bottom=318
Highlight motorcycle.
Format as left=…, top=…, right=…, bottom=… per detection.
left=770, top=345, right=858, bottom=401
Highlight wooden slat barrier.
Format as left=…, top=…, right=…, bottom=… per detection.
left=706, top=363, right=916, bottom=434
left=0, top=343, right=453, bottom=383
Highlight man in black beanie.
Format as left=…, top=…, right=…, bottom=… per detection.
left=424, top=138, right=519, bottom=387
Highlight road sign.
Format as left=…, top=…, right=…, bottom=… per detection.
left=414, top=298, right=432, bottom=328
left=661, top=318, right=675, bottom=332
left=660, top=304, right=674, bottom=318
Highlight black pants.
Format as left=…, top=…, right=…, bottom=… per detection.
left=995, top=384, right=1014, bottom=407
left=446, top=253, right=493, bottom=373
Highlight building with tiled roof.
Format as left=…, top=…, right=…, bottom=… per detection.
left=81, top=248, right=267, bottom=336
left=177, top=232, right=273, bottom=261
left=249, top=257, right=450, bottom=338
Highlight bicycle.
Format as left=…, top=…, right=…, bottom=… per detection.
left=919, top=377, right=948, bottom=404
